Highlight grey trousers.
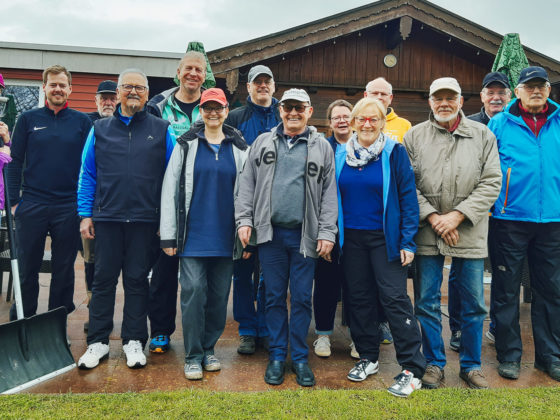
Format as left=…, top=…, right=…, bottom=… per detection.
left=179, top=257, right=233, bottom=363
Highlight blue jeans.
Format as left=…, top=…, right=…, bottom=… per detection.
left=233, top=253, right=268, bottom=337
left=415, top=255, right=486, bottom=372
left=258, top=227, right=316, bottom=362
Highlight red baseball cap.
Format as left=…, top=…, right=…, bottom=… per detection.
left=200, top=88, right=228, bottom=106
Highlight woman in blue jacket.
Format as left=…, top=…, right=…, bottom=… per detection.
left=338, top=97, right=425, bottom=397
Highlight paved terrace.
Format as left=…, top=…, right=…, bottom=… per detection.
left=0, top=255, right=557, bottom=393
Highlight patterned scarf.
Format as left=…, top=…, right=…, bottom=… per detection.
left=345, top=132, right=386, bottom=167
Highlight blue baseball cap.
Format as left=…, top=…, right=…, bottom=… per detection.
left=482, top=72, right=509, bottom=88
left=518, top=66, right=549, bottom=85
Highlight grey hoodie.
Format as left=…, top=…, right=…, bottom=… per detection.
left=235, top=125, right=338, bottom=258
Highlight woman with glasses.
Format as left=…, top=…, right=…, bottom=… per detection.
left=160, top=88, right=249, bottom=380
left=312, top=99, right=354, bottom=359
left=336, top=97, right=425, bottom=397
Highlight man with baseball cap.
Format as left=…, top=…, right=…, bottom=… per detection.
left=469, top=72, right=512, bottom=125
left=404, top=77, right=502, bottom=389
left=225, top=64, right=281, bottom=355
left=235, top=88, right=337, bottom=386
left=487, top=66, right=560, bottom=382
left=446, top=72, right=512, bottom=351
left=87, top=80, right=118, bottom=122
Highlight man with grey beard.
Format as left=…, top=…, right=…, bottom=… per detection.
left=403, top=77, right=502, bottom=390
left=445, top=72, right=511, bottom=351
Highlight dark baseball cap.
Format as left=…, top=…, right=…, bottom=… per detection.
left=96, top=80, right=117, bottom=94
left=482, top=72, right=509, bottom=88
left=518, top=66, right=549, bottom=85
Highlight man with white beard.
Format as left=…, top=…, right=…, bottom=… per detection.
left=403, top=77, right=502, bottom=390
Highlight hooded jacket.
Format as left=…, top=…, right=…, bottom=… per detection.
left=146, top=86, right=203, bottom=136
left=403, top=110, right=502, bottom=258
left=488, top=98, right=560, bottom=223
left=235, top=124, right=338, bottom=258
left=160, top=121, right=249, bottom=253
left=384, top=108, right=412, bottom=143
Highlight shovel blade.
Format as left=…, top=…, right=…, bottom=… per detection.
left=0, top=307, right=76, bottom=394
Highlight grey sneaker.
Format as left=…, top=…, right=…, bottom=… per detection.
left=422, top=364, right=444, bottom=389
left=379, top=322, right=393, bottom=344
left=460, top=369, right=489, bottom=389
left=202, top=354, right=221, bottom=371
left=349, top=341, right=360, bottom=359
left=313, top=335, right=331, bottom=357
left=347, top=359, right=379, bottom=382
left=184, top=362, right=203, bottom=380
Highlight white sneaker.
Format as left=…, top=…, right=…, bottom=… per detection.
left=349, top=341, right=360, bottom=359
left=347, top=359, right=379, bottom=381
left=387, top=370, right=422, bottom=397
left=203, top=354, right=221, bottom=371
left=313, top=335, right=331, bottom=357
left=78, top=342, right=109, bottom=369
left=184, top=362, right=203, bottom=380
left=123, top=340, right=146, bottom=368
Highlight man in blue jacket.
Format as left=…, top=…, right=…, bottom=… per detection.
left=225, top=64, right=280, bottom=355
left=488, top=66, right=560, bottom=382
left=7, top=65, right=91, bottom=321
left=77, top=68, right=175, bottom=370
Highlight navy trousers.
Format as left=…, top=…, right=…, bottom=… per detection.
left=10, top=200, right=79, bottom=320
left=259, top=227, right=317, bottom=363
left=148, top=251, right=180, bottom=337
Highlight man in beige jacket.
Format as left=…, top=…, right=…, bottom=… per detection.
left=403, top=77, right=501, bottom=390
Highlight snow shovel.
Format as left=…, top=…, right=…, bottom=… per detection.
left=0, top=166, right=76, bottom=394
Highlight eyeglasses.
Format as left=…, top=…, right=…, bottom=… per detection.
left=330, top=116, right=351, bottom=123
left=281, top=103, right=309, bottom=113
left=201, top=105, right=227, bottom=113
left=120, top=84, right=147, bottom=93
left=355, top=116, right=381, bottom=125
left=483, top=90, right=509, bottom=97
left=520, top=84, right=549, bottom=92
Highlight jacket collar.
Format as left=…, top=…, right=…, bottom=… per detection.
left=429, top=109, right=472, bottom=138
left=246, top=96, right=279, bottom=113
left=177, top=119, right=248, bottom=151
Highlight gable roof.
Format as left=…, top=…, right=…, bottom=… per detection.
left=207, top=0, right=560, bottom=81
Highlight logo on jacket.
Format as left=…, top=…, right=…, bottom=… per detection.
left=307, top=162, right=324, bottom=183
left=255, top=147, right=276, bottom=167
left=33, top=126, right=47, bottom=131
left=147, top=135, right=154, bottom=141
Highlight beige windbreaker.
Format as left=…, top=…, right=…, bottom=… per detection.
left=403, top=111, right=502, bottom=258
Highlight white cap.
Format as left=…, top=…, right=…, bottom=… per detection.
left=280, top=88, right=311, bottom=104
left=429, top=77, right=461, bottom=96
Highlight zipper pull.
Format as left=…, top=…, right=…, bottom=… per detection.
left=215, top=153, right=219, bottom=161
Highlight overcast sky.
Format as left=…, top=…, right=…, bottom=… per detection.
left=1, top=0, right=558, bottom=60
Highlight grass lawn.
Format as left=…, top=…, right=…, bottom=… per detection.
left=1, top=388, right=559, bottom=419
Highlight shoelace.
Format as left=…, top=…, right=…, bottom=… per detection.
left=155, top=335, right=167, bottom=343
left=354, top=359, right=371, bottom=374
left=393, top=372, right=411, bottom=387
left=187, top=364, right=201, bottom=371
left=206, top=355, right=218, bottom=364
left=313, top=336, right=329, bottom=347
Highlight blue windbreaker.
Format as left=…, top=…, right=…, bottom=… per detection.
left=488, top=99, right=560, bottom=222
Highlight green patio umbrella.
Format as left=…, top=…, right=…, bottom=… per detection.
left=174, top=41, right=216, bottom=89
left=491, top=33, right=529, bottom=92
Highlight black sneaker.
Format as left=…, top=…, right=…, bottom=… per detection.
left=237, top=335, right=256, bottom=354
left=498, top=361, right=520, bottom=379
left=449, top=330, right=461, bottom=352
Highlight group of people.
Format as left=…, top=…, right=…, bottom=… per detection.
left=2, top=51, right=559, bottom=398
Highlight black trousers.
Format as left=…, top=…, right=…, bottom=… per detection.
left=490, top=219, right=560, bottom=368
left=313, top=244, right=343, bottom=333
left=87, top=221, right=158, bottom=346
left=10, top=200, right=79, bottom=320
left=148, top=251, right=180, bottom=337
left=343, top=229, right=425, bottom=378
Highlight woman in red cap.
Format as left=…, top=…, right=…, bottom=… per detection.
left=159, top=88, right=249, bottom=380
